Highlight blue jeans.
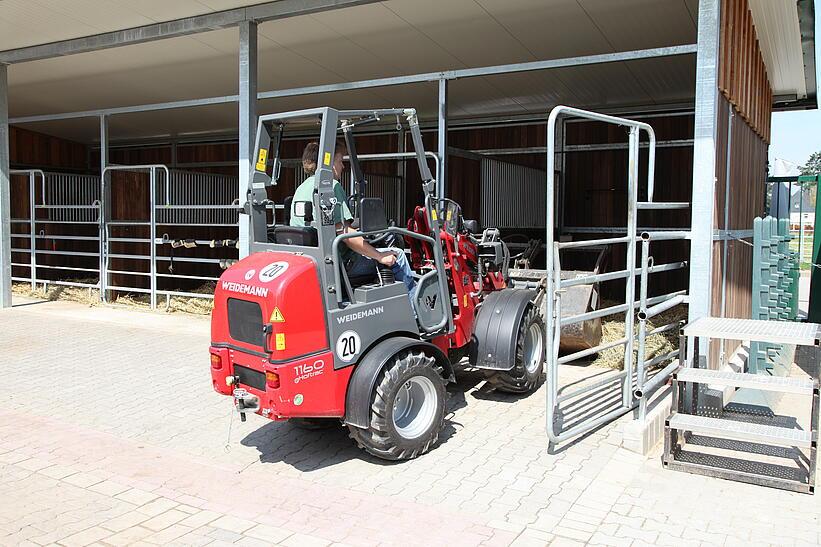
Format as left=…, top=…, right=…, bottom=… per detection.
left=346, top=248, right=416, bottom=295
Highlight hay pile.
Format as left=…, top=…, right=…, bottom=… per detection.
left=12, top=280, right=100, bottom=307
left=164, top=283, right=215, bottom=315
left=591, top=303, right=687, bottom=369
left=12, top=280, right=215, bottom=316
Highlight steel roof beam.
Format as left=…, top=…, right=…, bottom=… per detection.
left=0, top=0, right=380, bottom=64
left=9, top=44, right=698, bottom=125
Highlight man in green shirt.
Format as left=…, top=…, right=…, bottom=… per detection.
left=291, top=142, right=416, bottom=295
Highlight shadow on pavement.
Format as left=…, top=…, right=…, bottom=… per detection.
left=240, top=365, right=508, bottom=469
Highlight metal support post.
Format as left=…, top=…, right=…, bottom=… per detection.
left=636, top=234, right=651, bottom=417
left=810, top=175, right=821, bottom=322
left=0, top=65, right=11, bottom=308
left=99, top=115, right=109, bottom=300
left=149, top=167, right=157, bottom=310
left=238, top=20, right=258, bottom=259
left=719, top=109, right=734, bottom=364
left=688, top=0, right=721, bottom=362
left=437, top=78, right=448, bottom=198
left=27, top=172, right=35, bottom=290
left=622, top=126, right=640, bottom=407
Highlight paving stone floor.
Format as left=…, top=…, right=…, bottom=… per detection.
left=0, top=297, right=818, bottom=546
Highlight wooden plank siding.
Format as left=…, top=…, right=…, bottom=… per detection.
left=8, top=127, right=90, bottom=283
left=710, top=0, right=771, bottom=354
left=10, top=126, right=88, bottom=171
left=718, top=0, right=772, bottom=142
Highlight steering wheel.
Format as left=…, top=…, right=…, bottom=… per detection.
left=365, top=220, right=404, bottom=249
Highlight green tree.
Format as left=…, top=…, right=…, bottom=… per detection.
left=800, top=151, right=821, bottom=175
left=800, top=152, right=820, bottom=208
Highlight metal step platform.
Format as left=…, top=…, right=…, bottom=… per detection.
left=668, top=414, right=813, bottom=448
left=674, top=368, right=817, bottom=395
left=663, top=317, right=820, bottom=494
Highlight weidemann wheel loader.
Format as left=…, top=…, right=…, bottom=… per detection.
left=209, top=108, right=545, bottom=460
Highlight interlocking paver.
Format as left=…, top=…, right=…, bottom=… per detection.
left=114, top=488, right=159, bottom=506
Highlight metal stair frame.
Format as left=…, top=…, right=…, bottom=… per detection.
left=663, top=318, right=821, bottom=494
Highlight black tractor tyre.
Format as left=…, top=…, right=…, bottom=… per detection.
left=347, top=350, right=447, bottom=461
left=291, top=418, right=340, bottom=430
left=488, top=304, right=546, bottom=394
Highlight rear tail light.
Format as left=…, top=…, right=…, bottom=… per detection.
left=266, top=371, right=280, bottom=389
left=210, top=353, right=223, bottom=370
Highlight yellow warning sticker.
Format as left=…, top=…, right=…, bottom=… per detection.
left=463, top=294, right=468, bottom=307
left=270, top=307, right=285, bottom=323
left=323, top=152, right=332, bottom=166
left=431, top=209, right=438, bottom=221
left=275, top=333, right=286, bottom=351
left=446, top=209, right=452, bottom=221
left=255, top=148, right=268, bottom=171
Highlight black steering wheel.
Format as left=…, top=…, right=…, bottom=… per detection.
left=365, top=220, right=404, bottom=249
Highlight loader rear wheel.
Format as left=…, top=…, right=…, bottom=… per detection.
left=489, top=304, right=545, bottom=394
left=348, top=350, right=446, bottom=461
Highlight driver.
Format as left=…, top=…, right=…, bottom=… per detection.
left=291, top=141, right=416, bottom=295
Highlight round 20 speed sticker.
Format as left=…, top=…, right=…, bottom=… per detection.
left=335, top=330, right=361, bottom=363
left=259, top=261, right=289, bottom=282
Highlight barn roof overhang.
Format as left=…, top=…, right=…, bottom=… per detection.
left=0, top=0, right=814, bottom=143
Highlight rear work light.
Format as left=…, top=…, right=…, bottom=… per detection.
left=266, top=371, right=280, bottom=389
left=210, top=353, right=223, bottom=370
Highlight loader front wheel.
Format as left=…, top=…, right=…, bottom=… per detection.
left=348, top=350, right=446, bottom=461
left=489, top=304, right=545, bottom=394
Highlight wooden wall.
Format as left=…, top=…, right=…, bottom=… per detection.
left=710, top=94, right=767, bottom=322
left=9, top=127, right=90, bottom=283
left=10, top=126, right=87, bottom=171
left=704, top=0, right=772, bottom=363
left=719, top=0, right=772, bottom=141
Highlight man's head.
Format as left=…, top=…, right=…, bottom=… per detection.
left=302, top=140, right=346, bottom=179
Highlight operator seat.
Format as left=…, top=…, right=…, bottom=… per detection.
left=267, top=196, right=318, bottom=246
left=272, top=226, right=317, bottom=246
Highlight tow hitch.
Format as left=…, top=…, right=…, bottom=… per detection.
left=233, top=388, right=259, bottom=422
left=225, top=376, right=260, bottom=422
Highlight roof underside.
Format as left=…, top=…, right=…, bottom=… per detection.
left=0, top=0, right=813, bottom=143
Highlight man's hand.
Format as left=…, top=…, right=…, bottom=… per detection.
left=378, top=251, right=397, bottom=267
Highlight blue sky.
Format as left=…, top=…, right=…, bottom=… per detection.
left=768, top=11, right=821, bottom=168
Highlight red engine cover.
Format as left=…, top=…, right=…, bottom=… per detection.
left=211, top=252, right=328, bottom=360
left=210, top=252, right=355, bottom=419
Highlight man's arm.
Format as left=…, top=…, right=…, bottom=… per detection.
left=336, top=222, right=397, bottom=267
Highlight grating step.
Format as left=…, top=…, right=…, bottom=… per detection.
left=683, top=317, right=821, bottom=346
left=675, top=368, right=817, bottom=394
left=668, top=414, right=813, bottom=448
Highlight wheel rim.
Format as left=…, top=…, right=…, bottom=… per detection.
left=392, top=376, right=438, bottom=440
left=523, top=323, right=544, bottom=374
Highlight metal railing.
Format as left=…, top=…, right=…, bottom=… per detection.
left=10, top=169, right=102, bottom=292
left=544, top=106, right=690, bottom=444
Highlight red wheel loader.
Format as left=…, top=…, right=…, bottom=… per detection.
left=209, top=108, right=545, bottom=460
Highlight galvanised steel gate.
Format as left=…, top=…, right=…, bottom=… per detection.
left=10, top=169, right=102, bottom=291
left=544, top=106, right=691, bottom=443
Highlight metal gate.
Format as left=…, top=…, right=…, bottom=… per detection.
left=101, top=165, right=168, bottom=308
left=544, top=106, right=691, bottom=443
left=10, top=169, right=102, bottom=291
